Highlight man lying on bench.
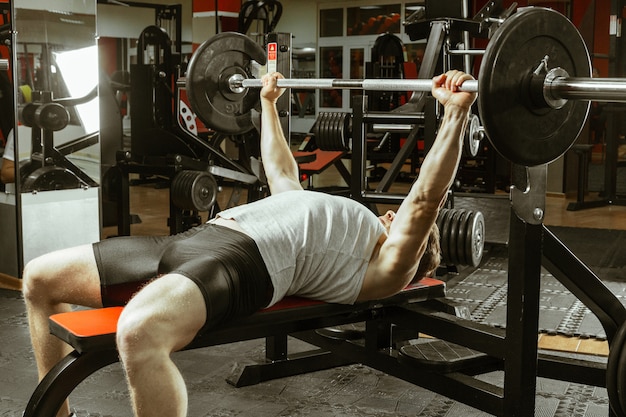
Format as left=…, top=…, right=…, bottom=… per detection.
left=22, top=70, right=476, bottom=417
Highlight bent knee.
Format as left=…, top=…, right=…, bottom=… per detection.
left=116, top=303, right=203, bottom=362
left=116, top=309, right=166, bottom=361
left=22, top=254, right=56, bottom=303
left=22, top=245, right=100, bottom=307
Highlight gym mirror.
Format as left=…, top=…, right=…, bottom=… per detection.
left=4, top=0, right=101, bottom=276
left=0, top=1, right=16, bottom=278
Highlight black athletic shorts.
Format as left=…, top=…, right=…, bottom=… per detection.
left=92, top=223, right=274, bottom=334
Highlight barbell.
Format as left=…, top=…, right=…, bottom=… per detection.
left=228, top=73, right=626, bottom=103
left=185, top=7, right=626, bottom=166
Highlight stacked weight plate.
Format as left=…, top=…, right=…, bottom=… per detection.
left=436, top=208, right=485, bottom=267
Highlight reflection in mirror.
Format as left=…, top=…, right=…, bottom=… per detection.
left=11, top=0, right=101, bottom=273
left=14, top=2, right=100, bottom=193
left=0, top=0, right=18, bottom=279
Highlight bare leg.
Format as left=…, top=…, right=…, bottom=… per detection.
left=22, top=244, right=103, bottom=417
left=116, top=273, right=207, bottom=417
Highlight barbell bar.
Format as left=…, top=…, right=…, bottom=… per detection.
left=230, top=74, right=478, bottom=94
left=185, top=7, right=625, bottom=166
left=549, top=76, right=626, bottom=103
left=229, top=71, right=626, bottom=106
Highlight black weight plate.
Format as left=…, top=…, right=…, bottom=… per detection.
left=340, top=112, right=351, bottom=150
left=172, top=170, right=218, bottom=212
left=19, top=103, right=37, bottom=127
left=455, top=209, right=471, bottom=265
left=35, top=103, right=70, bottom=131
left=336, top=113, right=346, bottom=150
left=330, top=112, right=342, bottom=150
left=191, top=172, right=218, bottom=211
left=466, top=211, right=485, bottom=267
left=323, top=112, right=335, bottom=150
left=322, top=113, right=332, bottom=150
left=315, top=112, right=327, bottom=150
left=344, top=113, right=353, bottom=150
left=186, top=32, right=266, bottom=135
left=447, top=209, right=463, bottom=265
left=464, top=114, right=481, bottom=158
left=478, top=7, right=590, bottom=166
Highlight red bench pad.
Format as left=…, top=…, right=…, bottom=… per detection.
left=49, top=277, right=444, bottom=353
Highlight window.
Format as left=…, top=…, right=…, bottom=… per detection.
left=320, top=8, right=343, bottom=37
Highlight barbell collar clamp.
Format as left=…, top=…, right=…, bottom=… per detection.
left=543, top=68, right=570, bottom=109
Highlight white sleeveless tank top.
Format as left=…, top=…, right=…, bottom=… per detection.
left=218, top=190, right=386, bottom=306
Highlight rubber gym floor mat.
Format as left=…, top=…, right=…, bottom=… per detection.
left=447, top=245, right=626, bottom=340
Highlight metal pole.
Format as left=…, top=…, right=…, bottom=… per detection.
left=235, top=75, right=478, bottom=92
left=549, top=77, right=626, bottom=102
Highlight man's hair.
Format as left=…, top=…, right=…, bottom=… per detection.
left=414, top=222, right=441, bottom=279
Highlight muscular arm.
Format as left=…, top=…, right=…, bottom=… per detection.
left=360, top=71, right=476, bottom=300
left=259, top=72, right=303, bottom=194
left=0, top=158, right=14, bottom=184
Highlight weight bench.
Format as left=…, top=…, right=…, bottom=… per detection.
left=24, top=277, right=447, bottom=417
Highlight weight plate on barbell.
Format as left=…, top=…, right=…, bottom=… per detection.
left=478, top=7, right=590, bottom=166
left=464, top=114, right=481, bottom=158
left=186, top=32, right=266, bottom=135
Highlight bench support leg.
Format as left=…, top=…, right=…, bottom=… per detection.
left=226, top=334, right=355, bottom=387
left=24, top=349, right=120, bottom=417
